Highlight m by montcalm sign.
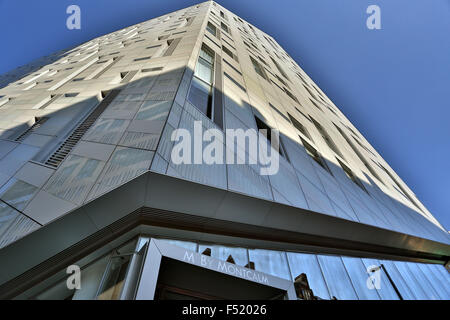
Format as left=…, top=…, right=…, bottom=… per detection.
left=182, top=250, right=270, bottom=285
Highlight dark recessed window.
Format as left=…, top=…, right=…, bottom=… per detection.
left=300, top=137, right=331, bottom=174
left=188, top=44, right=215, bottom=119
left=221, top=22, right=229, bottom=33
left=222, top=58, right=242, bottom=76
left=146, top=44, right=162, bottom=49
left=206, top=22, right=217, bottom=37
left=141, top=67, right=163, bottom=73
left=134, top=56, right=151, bottom=62
left=288, top=113, right=311, bottom=139
left=224, top=72, right=246, bottom=92
left=284, top=88, right=299, bottom=103
left=65, top=92, right=79, bottom=97
left=269, top=103, right=289, bottom=122
left=311, top=118, right=345, bottom=159
left=254, top=116, right=288, bottom=160
left=250, top=56, right=268, bottom=80
left=337, top=158, right=367, bottom=192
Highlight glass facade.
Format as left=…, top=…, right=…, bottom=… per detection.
left=26, top=235, right=449, bottom=300
left=188, top=44, right=215, bottom=118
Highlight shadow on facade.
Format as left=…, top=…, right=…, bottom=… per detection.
left=0, top=65, right=448, bottom=255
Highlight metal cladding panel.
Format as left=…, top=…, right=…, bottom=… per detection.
left=286, top=252, right=331, bottom=300
left=0, top=1, right=448, bottom=299
left=341, top=256, right=380, bottom=300
left=317, top=255, right=358, bottom=300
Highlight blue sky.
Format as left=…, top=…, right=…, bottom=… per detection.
left=0, top=0, right=449, bottom=230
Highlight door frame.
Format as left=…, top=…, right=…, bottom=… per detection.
left=135, top=238, right=297, bottom=300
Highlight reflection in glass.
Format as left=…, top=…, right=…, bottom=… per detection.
left=44, top=155, right=103, bottom=204
left=96, top=255, right=131, bottom=300
left=136, top=100, right=171, bottom=121
left=158, top=239, right=197, bottom=251
left=287, top=252, right=331, bottom=299
left=248, top=249, right=291, bottom=280
left=316, top=255, right=358, bottom=300
left=198, top=244, right=248, bottom=266
left=0, top=179, right=38, bottom=210
left=0, top=201, right=39, bottom=249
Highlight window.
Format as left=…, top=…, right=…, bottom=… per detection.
left=284, top=88, right=299, bottom=103
left=206, top=22, right=217, bottom=37
left=188, top=44, right=215, bottom=119
left=204, top=34, right=221, bottom=49
left=311, top=118, right=345, bottom=159
left=254, top=116, right=288, bottom=160
left=141, top=67, right=163, bottom=73
left=222, top=45, right=237, bottom=62
left=294, top=107, right=311, bottom=122
left=337, top=158, right=367, bottom=192
left=224, top=72, right=246, bottom=92
left=333, top=124, right=383, bottom=183
left=250, top=56, right=268, bottom=80
left=309, top=98, right=323, bottom=111
left=288, top=113, right=311, bottom=140
left=270, top=57, right=289, bottom=80
left=163, top=38, right=181, bottom=56
left=222, top=38, right=235, bottom=50
left=221, top=22, right=229, bottom=33
left=64, top=92, right=79, bottom=97
left=269, top=103, right=289, bottom=122
left=146, top=44, right=161, bottom=49
left=300, top=137, right=331, bottom=174
left=222, top=58, right=242, bottom=76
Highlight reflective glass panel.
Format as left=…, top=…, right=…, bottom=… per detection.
left=198, top=244, right=248, bottom=266
left=248, top=249, right=291, bottom=280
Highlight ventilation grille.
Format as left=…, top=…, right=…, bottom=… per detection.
left=15, top=117, right=49, bottom=142
left=44, top=90, right=120, bottom=168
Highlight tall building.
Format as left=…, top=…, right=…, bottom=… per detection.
left=0, top=1, right=448, bottom=300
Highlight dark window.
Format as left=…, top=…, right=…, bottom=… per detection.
left=270, top=57, right=289, bottom=80
left=134, top=56, right=151, bottom=62
left=333, top=124, right=383, bottom=183
left=284, top=88, right=299, bottom=103
left=222, top=45, right=233, bottom=58
left=222, top=58, right=242, bottom=76
left=64, top=92, right=79, bottom=97
left=222, top=45, right=238, bottom=62
left=188, top=44, right=215, bottom=119
left=337, top=158, right=367, bottom=192
left=142, top=67, right=163, bottom=73
left=224, top=72, right=246, bottom=92
left=288, top=113, right=311, bottom=139
left=254, top=116, right=288, bottom=160
left=250, top=56, right=268, bottom=80
left=206, top=22, right=217, bottom=37
left=146, top=44, right=162, bottom=49
left=269, top=103, right=289, bottom=122
left=311, top=118, right=345, bottom=159
left=221, top=22, right=229, bottom=33
left=300, top=137, right=331, bottom=174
